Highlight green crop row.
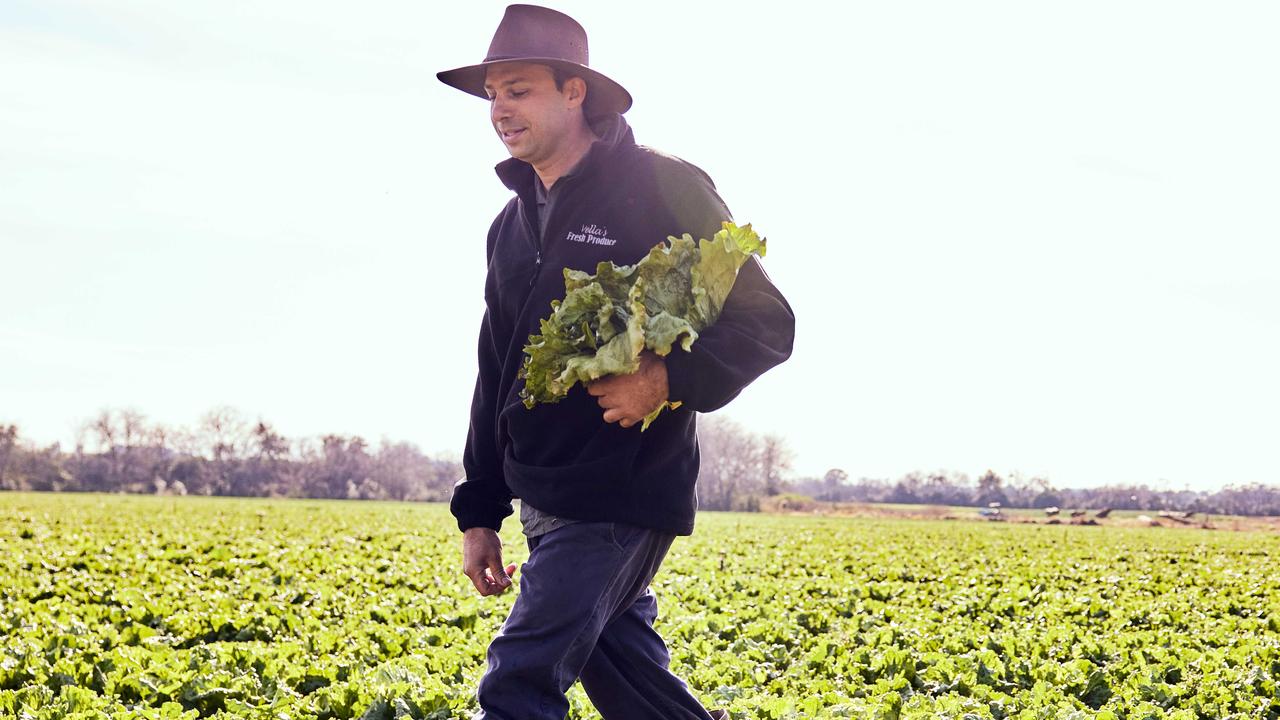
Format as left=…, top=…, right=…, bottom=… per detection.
left=2, top=492, right=1278, bottom=719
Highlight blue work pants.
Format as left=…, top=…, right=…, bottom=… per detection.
left=474, top=521, right=715, bottom=720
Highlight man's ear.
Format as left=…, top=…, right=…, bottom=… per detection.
left=565, top=76, right=588, bottom=109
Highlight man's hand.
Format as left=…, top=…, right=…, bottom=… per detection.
left=462, top=527, right=517, bottom=596
left=586, top=350, right=669, bottom=428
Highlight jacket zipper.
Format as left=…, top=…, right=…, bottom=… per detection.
left=502, top=203, right=546, bottom=417
left=523, top=210, right=542, bottom=288
left=522, top=169, right=585, bottom=288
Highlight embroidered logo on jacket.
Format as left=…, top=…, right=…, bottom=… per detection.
left=566, top=223, right=617, bottom=247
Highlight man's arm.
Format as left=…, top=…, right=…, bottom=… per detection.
left=451, top=210, right=516, bottom=534
left=452, top=214, right=518, bottom=595
left=662, top=255, right=794, bottom=411
left=453, top=310, right=519, bottom=597
left=451, top=313, right=515, bottom=532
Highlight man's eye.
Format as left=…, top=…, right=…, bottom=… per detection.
left=511, top=90, right=528, bottom=98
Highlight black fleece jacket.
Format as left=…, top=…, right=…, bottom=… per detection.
left=452, top=113, right=795, bottom=536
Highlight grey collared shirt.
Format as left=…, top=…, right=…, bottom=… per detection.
left=534, top=173, right=554, bottom=238
left=532, top=147, right=594, bottom=239
left=520, top=499, right=578, bottom=539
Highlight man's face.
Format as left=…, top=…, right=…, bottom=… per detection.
left=483, top=62, right=583, bottom=167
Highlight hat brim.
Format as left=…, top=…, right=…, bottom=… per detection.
left=437, top=58, right=632, bottom=118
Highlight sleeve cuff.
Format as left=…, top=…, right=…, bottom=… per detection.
left=663, top=347, right=699, bottom=411
left=456, top=516, right=504, bottom=533
left=450, top=478, right=512, bottom=533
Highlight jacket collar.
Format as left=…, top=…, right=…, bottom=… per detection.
left=494, top=112, right=635, bottom=193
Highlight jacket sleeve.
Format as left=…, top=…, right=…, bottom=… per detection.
left=654, top=159, right=797, bottom=413
left=451, top=213, right=515, bottom=533
left=664, top=255, right=795, bottom=412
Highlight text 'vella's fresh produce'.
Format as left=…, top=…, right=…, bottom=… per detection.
left=519, top=221, right=766, bottom=428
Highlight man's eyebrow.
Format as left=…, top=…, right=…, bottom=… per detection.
left=482, top=76, right=529, bottom=92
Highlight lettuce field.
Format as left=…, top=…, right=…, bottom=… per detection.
left=3, top=492, right=1279, bottom=719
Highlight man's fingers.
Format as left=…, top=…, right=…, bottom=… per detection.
left=488, top=557, right=513, bottom=591
left=472, top=562, right=519, bottom=597
left=602, top=408, right=642, bottom=426
left=465, top=567, right=492, bottom=596
left=469, top=567, right=505, bottom=596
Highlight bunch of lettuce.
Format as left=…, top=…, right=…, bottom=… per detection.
left=519, top=221, right=766, bottom=429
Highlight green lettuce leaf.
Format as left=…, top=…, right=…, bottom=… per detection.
left=519, top=222, right=766, bottom=429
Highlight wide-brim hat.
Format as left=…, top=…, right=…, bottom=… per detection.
left=437, top=4, right=632, bottom=119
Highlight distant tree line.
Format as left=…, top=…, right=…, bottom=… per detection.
left=0, top=408, right=461, bottom=501
left=3, top=409, right=1277, bottom=516
left=0, top=410, right=793, bottom=510
left=788, top=467, right=1280, bottom=517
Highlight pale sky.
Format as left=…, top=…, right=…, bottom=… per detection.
left=2, top=1, right=1277, bottom=491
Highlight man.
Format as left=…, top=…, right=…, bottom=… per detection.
left=437, top=5, right=794, bottom=719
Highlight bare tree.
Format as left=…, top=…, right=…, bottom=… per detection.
left=821, top=468, right=849, bottom=501
left=118, top=408, right=153, bottom=493
left=0, top=424, right=17, bottom=489
left=215, top=420, right=292, bottom=497
left=370, top=441, right=434, bottom=501
left=199, top=407, right=251, bottom=462
left=299, top=434, right=374, bottom=499
left=193, top=407, right=255, bottom=494
left=428, top=455, right=465, bottom=501
left=760, top=433, right=794, bottom=497
left=697, top=416, right=767, bottom=510
left=975, top=470, right=1007, bottom=506
left=890, top=471, right=924, bottom=503
left=85, top=408, right=122, bottom=490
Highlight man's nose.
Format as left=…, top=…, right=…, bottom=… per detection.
left=491, top=97, right=511, bottom=123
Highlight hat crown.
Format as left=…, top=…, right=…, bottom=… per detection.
left=484, top=4, right=589, bottom=67
left=436, top=4, right=631, bottom=117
